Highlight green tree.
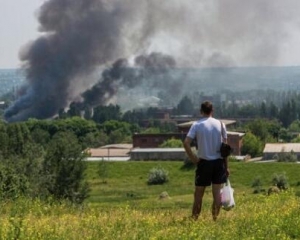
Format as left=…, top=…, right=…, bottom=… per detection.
left=245, top=119, right=280, bottom=143
left=238, top=104, right=258, bottom=118
left=108, top=129, right=125, bottom=144
left=122, top=109, right=145, bottom=125
left=42, top=131, right=89, bottom=203
left=288, top=120, right=300, bottom=132
left=26, top=117, right=99, bottom=148
left=100, top=120, right=134, bottom=144
left=0, top=122, right=9, bottom=157
left=142, top=127, right=160, bottom=134
left=92, top=104, right=121, bottom=123
left=159, top=138, right=183, bottom=148
left=175, top=96, right=194, bottom=115
left=6, top=122, right=32, bottom=156
left=0, top=158, right=29, bottom=200
left=291, top=135, right=300, bottom=143
left=30, top=128, right=51, bottom=147
left=268, top=102, right=279, bottom=118
left=79, top=130, right=108, bottom=148
left=260, top=102, right=267, bottom=117
left=59, top=117, right=98, bottom=139
left=67, top=102, right=82, bottom=117
left=279, top=100, right=295, bottom=127
left=278, top=128, right=293, bottom=142
left=241, top=132, right=263, bottom=157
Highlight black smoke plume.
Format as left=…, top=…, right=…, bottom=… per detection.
left=6, top=0, right=297, bottom=122
left=81, top=52, right=180, bottom=109
left=4, top=0, right=132, bottom=122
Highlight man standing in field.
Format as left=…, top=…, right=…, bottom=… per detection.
left=183, top=101, right=229, bottom=221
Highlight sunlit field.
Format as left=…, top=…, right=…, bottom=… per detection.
left=1, top=161, right=300, bottom=240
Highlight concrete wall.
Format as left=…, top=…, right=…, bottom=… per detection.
left=130, top=149, right=186, bottom=161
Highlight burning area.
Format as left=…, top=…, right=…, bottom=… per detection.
left=5, top=0, right=299, bottom=122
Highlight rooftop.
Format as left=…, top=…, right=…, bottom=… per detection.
left=87, top=144, right=133, bottom=157
left=87, top=148, right=130, bottom=157
left=98, top=144, right=133, bottom=149
left=130, top=148, right=185, bottom=153
left=177, top=119, right=236, bottom=128
left=263, top=143, right=300, bottom=153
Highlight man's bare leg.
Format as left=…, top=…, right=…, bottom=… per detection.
left=192, top=186, right=206, bottom=220
left=211, top=184, right=222, bottom=221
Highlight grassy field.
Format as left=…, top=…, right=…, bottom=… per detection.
left=86, top=160, right=300, bottom=208
left=1, top=160, right=300, bottom=239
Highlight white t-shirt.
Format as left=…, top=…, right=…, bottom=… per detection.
left=187, top=117, right=227, bottom=160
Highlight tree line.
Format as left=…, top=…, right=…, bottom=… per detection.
left=1, top=89, right=300, bottom=202
left=0, top=113, right=177, bottom=203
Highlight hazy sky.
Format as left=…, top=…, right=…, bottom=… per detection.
left=1, top=0, right=300, bottom=69
left=0, top=0, right=43, bottom=68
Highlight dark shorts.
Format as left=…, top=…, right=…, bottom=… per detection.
left=195, top=158, right=226, bottom=186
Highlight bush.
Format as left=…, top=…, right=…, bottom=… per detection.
left=251, top=176, right=263, bottom=194
left=0, top=161, right=29, bottom=200
left=277, top=150, right=297, bottom=162
left=272, top=173, right=289, bottom=190
left=181, top=158, right=195, bottom=170
left=0, top=152, right=43, bottom=200
left=159, top=138, right=183, bottom=148
left=181, top=147, right=197, bottom=170
left=98, top=160, right=109, bottom=183
left=147, top=167, right=169, bottom=185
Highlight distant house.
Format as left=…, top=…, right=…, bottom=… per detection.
left=133, top=133, right=185, bottom=148
left=177, top=119, right=244, bottom=156
left=263, top=143, right=300, bottom=160
left=226, top=131, right=245, bottom=156
left=133, top=119, right=244, bottom=156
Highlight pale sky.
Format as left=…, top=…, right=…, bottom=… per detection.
left=1, top=0, right=300, bottom=69
left=0, top=0, right=44, bottom=69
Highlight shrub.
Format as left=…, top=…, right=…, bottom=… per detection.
left=181, top=158, right=194, bottom=170
left=0, top=153, right=43, bottom=200
left=98, top=159, right=109, bottom=183
left=147, top=166, right=169, bottom=185
left=272, top=173, right=289, bottom=190
left=159, top=138, right=183, bottom=148
left=277, top=150, right=297, bottom=162
left=0, top=161, right=29, bottom=200
left=181, top=147, right=197, bottom=170
left=251, top=176, right=263, bottom=194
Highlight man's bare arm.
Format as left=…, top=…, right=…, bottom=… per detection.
left=183, top=137, right=199, bottom=164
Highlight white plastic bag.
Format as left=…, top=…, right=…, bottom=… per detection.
left=220, top=179, right=235, bottom=211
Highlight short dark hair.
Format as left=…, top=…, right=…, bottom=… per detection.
left=200, top=101, right=213, bottom=115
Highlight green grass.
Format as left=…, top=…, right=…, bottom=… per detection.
left=0, top=161, right=300, bottom=239
left=86, top=160, right=300, bottom=208
left=1, top=192, right=299, bottom=239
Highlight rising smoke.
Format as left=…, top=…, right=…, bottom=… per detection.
left=4, top=0, right=300, bottom=122
left=81, top=52, right=180, bottom=109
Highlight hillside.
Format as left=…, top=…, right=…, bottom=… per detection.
left=85, top=161, right=300, bottom=207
